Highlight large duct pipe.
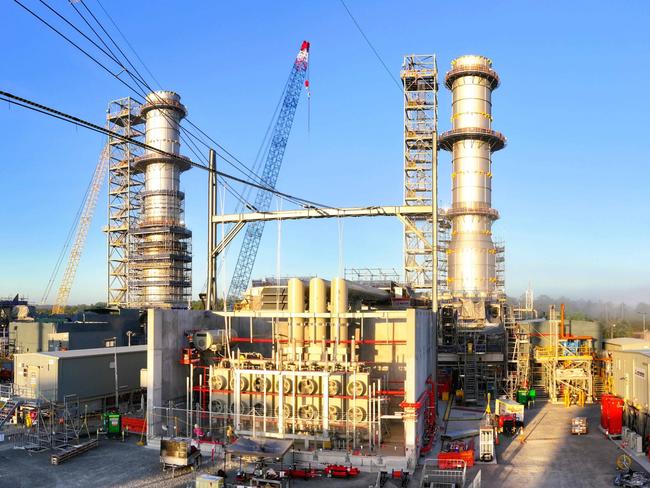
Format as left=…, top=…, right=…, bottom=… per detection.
left=439, top=56, right=505, bottom=299
left=287, top=278, right=305, bottom=359
left=330, top=278, right=348, bottom=348
left=309, top=278, right=327, bottom=344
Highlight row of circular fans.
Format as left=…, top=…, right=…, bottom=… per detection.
left=208, top=400, right=366, bottom=423
left=210, top=375, right=367, bottom=397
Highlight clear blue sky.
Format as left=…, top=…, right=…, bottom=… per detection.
left=1, top=1, right=649, bottom=305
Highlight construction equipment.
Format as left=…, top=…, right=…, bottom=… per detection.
left=227, top=41, right=310, bottom=305
left=160, top=437, right=202, bottom=473
left=51, top=146, right=109, bottom=314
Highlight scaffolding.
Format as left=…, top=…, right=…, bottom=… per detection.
left=504, top=312, right=531, bottom=399
left=106, top=97, right=145, bottom=308
left=534, top=308, right=594, bottom=405
left=401, top=55, right=438, bottom=297
left=437, top=215, right=451, bottom=301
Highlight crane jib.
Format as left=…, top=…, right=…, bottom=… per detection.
left=227, top=42, right=310, bottom=304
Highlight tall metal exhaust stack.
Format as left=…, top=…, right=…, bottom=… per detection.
left=439, top=56, right=505, bottom=302
left=132, top=91, right=192, bottom=308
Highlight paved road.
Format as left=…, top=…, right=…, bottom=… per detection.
left=478, top=400, right=643, bottom=488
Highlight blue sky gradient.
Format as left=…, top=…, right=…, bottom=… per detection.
left=1, top=1, right=649, bottom=304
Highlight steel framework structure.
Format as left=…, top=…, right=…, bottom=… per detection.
left=400, top=55, right=438, bottom=298
left=105, top=97, right=145, bottom=308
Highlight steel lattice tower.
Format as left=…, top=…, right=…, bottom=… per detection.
left=400, top=55, right=438, bottom=297
left=106, top=98, right=145, bottom=308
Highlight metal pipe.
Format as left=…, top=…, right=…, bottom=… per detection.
left=287, top=278, right=305, bottom=360
left=331, top=277, right=348, bottom=359
left=206, top=149, right=217, bottom=310
left=309, top=278, right=327, bottom=347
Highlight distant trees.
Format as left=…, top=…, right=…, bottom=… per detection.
left=510, top=294, right=650, bottom=337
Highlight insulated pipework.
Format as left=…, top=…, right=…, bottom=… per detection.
left=309, top=278, right=327, bottom=359
left=330, top=277, right=348, bottom=359
left=439, top=56, right=505, bottom=299
left=287, top=278, right=305, bottom=360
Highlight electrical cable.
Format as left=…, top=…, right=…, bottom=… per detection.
left=338, top=0, right=402, bottom=91
left=77, top=0, right=275, bottom=194
left=94, top=0, right=163, bottom=89
left=12, top=0, right=147, bottom=103
left=0, top=90, right=331, bottom=208
left=15, top=0, right=272, bottom=200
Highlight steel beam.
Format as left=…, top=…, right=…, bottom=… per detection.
left=211, top=205, right=434, bottom=225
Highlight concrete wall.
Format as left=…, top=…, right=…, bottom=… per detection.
left=146, top=309, right=222, bottom=436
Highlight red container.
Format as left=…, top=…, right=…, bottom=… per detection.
left=438, top=449, right=475, bottom=468
left=601, top=395, right=624, bottom=435
left=600, top=394, right=613, bottom=430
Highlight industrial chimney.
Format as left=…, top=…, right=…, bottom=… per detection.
left=439, top=56, right=505, bottom=301
left=132, top=91, right=192, bottom=308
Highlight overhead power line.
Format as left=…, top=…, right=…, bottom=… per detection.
left=14, top=0, right=273, bottom=202
left=0, top=90, right=330, bottom=209
left=338, top=0, right=402, bottom=91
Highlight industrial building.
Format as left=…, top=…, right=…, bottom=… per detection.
left=133, top=53, right=525, bottom=474
left=604, top=338, right=650, bottom=410
left=8, top=308, right=144, bottom=353
left=13, top=345, right=146, bottom=408
left=145, top=282, right=436, bottom=468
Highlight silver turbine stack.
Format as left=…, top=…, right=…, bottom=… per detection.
left=439, top=56, right=505, bottom=302
left=132, top=91, right=192, bottom=308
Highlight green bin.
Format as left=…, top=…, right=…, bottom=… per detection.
left=516, top=389, right=529, bottom=405
left=528, top=389, right=537, bottom=402
left=104, top=413, right=122, bottom=436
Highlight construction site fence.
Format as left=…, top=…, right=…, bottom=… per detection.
left=148, top=405, right=375, bottom=443
left=419, top=458, right=468, bottom=488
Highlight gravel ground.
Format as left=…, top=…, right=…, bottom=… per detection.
left=0, top=436, right=380, bottom=488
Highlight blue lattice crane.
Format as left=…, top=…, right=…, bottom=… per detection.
left=227, top=41, right=310, bottom=305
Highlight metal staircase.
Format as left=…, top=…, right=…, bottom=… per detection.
left=0, top=398, right=22, bottom=429
left=463, top=352, right=478, bottom=403
left=460, top=333, right=479, bottom=403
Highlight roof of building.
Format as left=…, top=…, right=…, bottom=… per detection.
left=604, top=337, right=650, bottom=351
left=15, top=344, right=146, bottom=358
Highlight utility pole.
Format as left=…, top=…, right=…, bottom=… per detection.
left=639, top=312, right=647, bottom=335
left=206, top=149, right=217, bottom=311
left=112, top=337, right=119, bottom=411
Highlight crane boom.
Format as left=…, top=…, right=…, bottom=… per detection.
left=52, top=146, right=109, bottom=314
left=227, top=41, right=310, bottom=304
